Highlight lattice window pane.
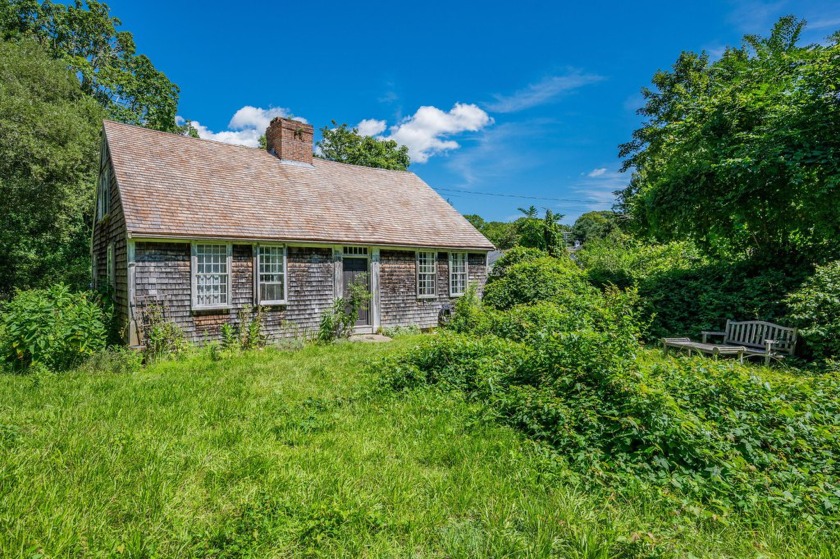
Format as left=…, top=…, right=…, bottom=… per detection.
left=195, top=244, right=229, bottom=307
left=449, top=252, right=467, bottom=296
left=258, top=245, right=285, bottom=303
left=417, top=251, right=436, bottom=297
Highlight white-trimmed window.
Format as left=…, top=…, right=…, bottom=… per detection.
left=449, top=252, right=468, bottom=296
left=416, top=251, right=437, bottom=298
left=256, top=245, right=287, bottom=304
left=96, top=169, right=110, bottom=221
left=192, top=243, right=231, bottom=309
left=106, top=242, right=115, bottom=289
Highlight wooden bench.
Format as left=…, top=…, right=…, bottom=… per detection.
left=701, top=320, right=797, bottom=366
left=662, top=337, right=747, bottom=363
left=663, top=320, right=797, bottom=366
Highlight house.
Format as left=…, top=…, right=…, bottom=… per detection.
left=92, top=117, right=494, bottom=345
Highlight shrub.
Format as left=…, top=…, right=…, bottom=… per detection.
left=318, top=275, right=371, bottom=343
left=0, top=284, right=106, bottom=371
left=446, top=283, right=496, bottom=335
left=788, top=260, right=840, bottom=361
left=139, top=301, right=188, bottom=362
left=483, top=256, right=596, bottom=311
left=576, top=233, right=702, bottom=289
left=487, top=246, right=545, bottom=283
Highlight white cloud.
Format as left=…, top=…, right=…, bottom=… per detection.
left=357, top=118, right=387, bottom=137
left=383, top=103, right=493, bottom=163
left=572, top=167, right=629, bottom=216
left=485, top=70, right=604, bottom=113
left=180, top=106, right=306, bottom=148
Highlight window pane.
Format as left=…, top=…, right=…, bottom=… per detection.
left=258, top=246, right=285, bottom=302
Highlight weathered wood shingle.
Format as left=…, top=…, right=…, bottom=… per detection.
left=103, top=120, right=494, bottom=251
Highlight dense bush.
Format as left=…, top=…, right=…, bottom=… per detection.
left=576, top=233, right=702, bottom=289
left=380, top=328, right=840, bottom=523
left=0, top=284, right=106, bottom=371
left=483, top=256, right=596, bottom=311
left=788, top=260, right=840, bottom=361
left=487, top=246, right=545, bottom=282
left=576, top=233, right=807, bottom=340
left=379, top=250, right=840, bottom=524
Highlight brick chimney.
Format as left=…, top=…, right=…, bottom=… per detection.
left=265, top=117, right=314, bottom=165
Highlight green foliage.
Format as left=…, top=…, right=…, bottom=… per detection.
left=1, top=0, right=181, bottom=131
left=788, top=260, right=840, bottom=360
left=318, top=275, right=371, bottom=343
left=317, top=121, right=410, bottom=170
left=571, top=211, right=624, bottom=244
left=619, top=17, right=840, bottom=263
left=138, top=301, right=188, bottom=362
left=382, top=306, right=840, bottom=524
left=220, top=306, right=269, bottom=353
left=0, top=284, right=106, bottom=371
left=483, top=255, right=595, bottom=311
left=79, top=346, right=142, bottom=374
left=0, top=38, right=103, bottom=296
left=577, top=233, right=806, bottom=340
left=463, top=214, right=518, bottom=249
left=487, top=246, right=545, bottom=282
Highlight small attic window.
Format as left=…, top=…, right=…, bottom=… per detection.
left=96, top=168, right=110, bottom=221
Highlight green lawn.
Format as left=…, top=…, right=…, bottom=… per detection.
left=0, top=337, right=833, bottom=558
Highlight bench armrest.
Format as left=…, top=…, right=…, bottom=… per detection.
left=701, top=331, right=726, bottom=343
left=764, top=339, right=777, bottom=352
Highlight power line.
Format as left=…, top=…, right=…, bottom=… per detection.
left=434, top=187, right=600, bottom=204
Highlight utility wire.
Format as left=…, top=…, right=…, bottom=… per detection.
left=434, top=187, right=599, bottom=204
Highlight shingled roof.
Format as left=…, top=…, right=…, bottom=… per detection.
left=103, top=120, right=494, bottom=251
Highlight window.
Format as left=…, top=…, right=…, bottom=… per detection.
left=416, top=251, right=436, bottom=297
left=96, top=169, right=110, bottom=221
left=343, top=246, right=368, bottom=256
left=257, top=245, right=286, bottom=304
left=106, top=242, right=115, bottom=289
left=192, top=243, right=231, bottom=309
left=449, top=252, right=468, bottom=296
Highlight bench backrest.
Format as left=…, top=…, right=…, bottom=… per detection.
left=724, top=320, right=797, bottom=354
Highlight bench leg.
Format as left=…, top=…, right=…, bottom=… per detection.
left=764, top=353, right=770, bottom=367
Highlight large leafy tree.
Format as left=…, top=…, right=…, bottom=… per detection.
left=619, top=17, right=840, bottom=264
left=0, top=0, right=180, bottom=131
left=317, top=122, right=410, bottom=171
left=571, top=210, right=623, bottom=244
left=0, top=39, right=103, bottom=296
left=464, top=214, right=518, bottom=249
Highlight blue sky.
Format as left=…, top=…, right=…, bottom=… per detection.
left=106, top=0, right=839, bottom=223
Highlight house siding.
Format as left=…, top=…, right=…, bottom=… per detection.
left=91, top=143, right=128, bottom=338
left=379, top=250, right=487, bottom=329
left=133, top=243, right=335, bottom=341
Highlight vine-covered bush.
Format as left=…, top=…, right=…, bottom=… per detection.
left=788, top=260, right=840, bottom=361
left=0, top=284, right=106, bottom=371
left=483, top=256, right=596, bottom=310
left=487, top=246, right=545, bottom=283
left=576, top=233, right=807, bottom=340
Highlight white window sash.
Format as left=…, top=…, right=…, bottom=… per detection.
left=191, top=243, right=232, bottom=310
left=416, top=250, right=437, bottom=298
left=255, top=244, right=287, bottom=305
left=449, top=252, right=468, bottom=297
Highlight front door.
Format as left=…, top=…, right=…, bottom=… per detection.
left=342, top=256, right=370, bottom=326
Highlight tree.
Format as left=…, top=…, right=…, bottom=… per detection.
left=464, top=214, right=518, bottom=249
left=514, top=205, right=544, bottom=249
left=317, top=121, right=410, bottom=171
left=0, top=38, right=104, bottom=296
left=619, top=16, right=840, bottom=264
left=0, top=0, right=180, bottom=131
left=571, top=211, right=623, bottom=244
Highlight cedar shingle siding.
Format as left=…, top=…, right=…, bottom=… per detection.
left=92, top=120, right=494, bottom=345
left=131, top=244, right=488, bottom=341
